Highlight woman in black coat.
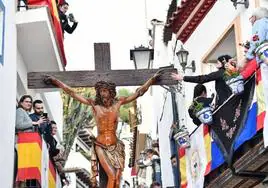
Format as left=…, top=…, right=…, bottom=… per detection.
left=171, top=55, right=233, bottom=106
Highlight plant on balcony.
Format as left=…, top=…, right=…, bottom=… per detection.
left=191, top=100, right=204, bottom=115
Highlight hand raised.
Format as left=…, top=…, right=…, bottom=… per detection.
left=43, top=75, right=56, bottom=85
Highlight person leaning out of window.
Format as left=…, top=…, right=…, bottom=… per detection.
left=171, top=55, right=233, bottom=107
left=58, top=1, right=78, bottom=35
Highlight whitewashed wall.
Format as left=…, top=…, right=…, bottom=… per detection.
left=152, top=24, right=176, bottom=187
left=0, top=0, right=17, bottom=187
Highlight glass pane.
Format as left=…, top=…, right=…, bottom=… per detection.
left=133, top=51, right=150, bottom=69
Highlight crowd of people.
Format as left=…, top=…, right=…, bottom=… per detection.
left=14, top=95, right=68, bottom=187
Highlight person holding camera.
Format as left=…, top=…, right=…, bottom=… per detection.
left=29, top=100, right=49, bottom=134
left=58, top=1, right=78, bottom=35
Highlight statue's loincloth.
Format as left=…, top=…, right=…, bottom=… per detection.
left=90, top=139, right=125, bottom=186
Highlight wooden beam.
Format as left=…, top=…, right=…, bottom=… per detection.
left=94, top=43, right=111, bottom=71
left=28, top=69, right=178, bottom=89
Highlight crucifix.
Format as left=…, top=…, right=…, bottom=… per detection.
left=27, top=43, right=177, bottom=188
left=28, top=43, right=177, bottom=88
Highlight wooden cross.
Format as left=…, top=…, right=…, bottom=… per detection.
left=28, top=43, right=177, bottom=88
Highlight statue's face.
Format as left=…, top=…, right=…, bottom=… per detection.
left=100, top=88, right=110, bottom=99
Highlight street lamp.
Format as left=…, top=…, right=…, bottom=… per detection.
left=130, top=46, right=154, bottom=69
left=176, top=45, right=196, bottom=73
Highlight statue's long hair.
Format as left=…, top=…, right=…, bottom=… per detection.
left=94, top=81, right=117, bottom=106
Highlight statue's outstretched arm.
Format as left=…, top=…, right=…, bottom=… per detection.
left=44, top=75, right=94, bottom=106
left=120, top=72, right=160, bottom=105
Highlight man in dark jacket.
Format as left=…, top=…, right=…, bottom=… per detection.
left=58, top=2, right=78, bottom=34
left=29, top=100, right=49, bottom=134
left=172, top=55, right=233, bottom=106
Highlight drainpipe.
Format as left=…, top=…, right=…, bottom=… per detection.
left=170, top=91, right=180, bottom=187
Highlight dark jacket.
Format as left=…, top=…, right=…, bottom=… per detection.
left=44, top=125, right=60, bottom=157
left=183, top=68, right=232, bottom=106
left=58, top=9, right=78, bottom=34
left=29, top=113, right=49, bottom=134
left=188, top=97, right=213, bottom=126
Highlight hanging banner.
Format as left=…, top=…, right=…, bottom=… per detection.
left=211, top=75, right=255, bottom=165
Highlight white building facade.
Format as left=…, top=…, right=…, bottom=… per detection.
left=0, top=0, right=65, bottom=187
left=150, top=0, right=268, bottom=187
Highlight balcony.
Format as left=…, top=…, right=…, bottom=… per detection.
left=16, top=6, right=66, bottom=72
left=205, top=132, right=268, bottom=187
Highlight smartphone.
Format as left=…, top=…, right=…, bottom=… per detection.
left=42, top=113, right=48, bottom=118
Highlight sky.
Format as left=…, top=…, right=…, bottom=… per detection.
left=64, top=0, right=170, bottom=71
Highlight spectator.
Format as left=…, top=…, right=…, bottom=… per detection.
left=16, top=95, right=44, bottom=132
left=144, top=149, right=162, bottom=185
left=188, top=84, right=214, bottom=126
left=237, top=7, right=268, bottom=68
left=170, top=154, right=177, bottom=167
left=44, top=121, right=60, bottom=157
left=58, top=1, right=78, bottom=35
left=171, top=55, right=233, bottom=106
left=15, top=95, right=44, bottom=187
left=44, top=121, right=68, bottom=186
left=30, top=100, right=49, bottom=134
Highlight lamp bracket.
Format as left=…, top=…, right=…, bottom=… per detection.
left=231, top=0, right=249, bottom=9
left=184, top=60, right=196, bottom=73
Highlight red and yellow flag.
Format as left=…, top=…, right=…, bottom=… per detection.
left=17, top=132, right=42, bottom=183
left=49, top=160, right=56, bottom=188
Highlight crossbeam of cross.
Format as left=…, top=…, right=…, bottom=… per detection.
left=27, top=43, right=178, bottom=88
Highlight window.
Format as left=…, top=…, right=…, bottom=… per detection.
left=0, top=0, right=5, bottom=65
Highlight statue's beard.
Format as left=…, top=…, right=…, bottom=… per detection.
left=102, top=97, right=112, bottom=107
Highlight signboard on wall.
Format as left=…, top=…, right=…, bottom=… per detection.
left=0, top=0, right=5, bottom=65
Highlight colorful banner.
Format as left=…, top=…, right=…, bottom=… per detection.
left=49, top=0, right=67, bottom=65
left=42, top=139, right=49, bottom=187
left=16, top=132, right=61, bottom=187
left=211, top=75, right=259, bottom=170
left=259, top=64, right=268, bottom=146
left=49, top=160, right=56, bottom=188
left=211, top=75, right=255, bottom=165
left=179, top=125, right=211, bottom=188
left=17, top=132, right=42, bottom=183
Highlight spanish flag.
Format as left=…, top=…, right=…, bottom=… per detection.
left=49, top=160, right=56, bottom=188
left=179, top=147, right=187, bottom=188
left=17, top=132, right=42, bottom=183
left=48, top=0, right=67, bottom=65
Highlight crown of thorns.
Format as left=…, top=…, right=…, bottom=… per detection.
left=94, top=81, right=116, bottom=90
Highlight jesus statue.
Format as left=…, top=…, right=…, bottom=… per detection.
left=44, top=72, right=161, bottom=188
